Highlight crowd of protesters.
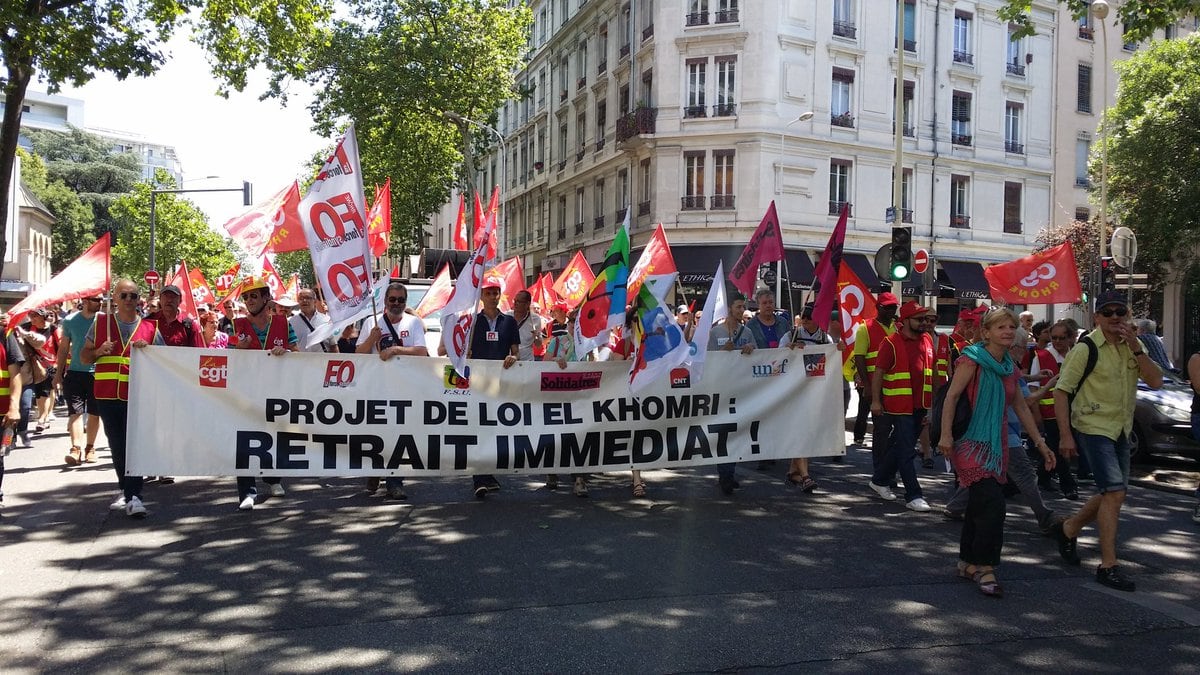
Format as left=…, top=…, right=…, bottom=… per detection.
left=1, top=276, right=1198, bottom=600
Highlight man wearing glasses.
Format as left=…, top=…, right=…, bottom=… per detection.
left=289, top=288, right=336, bottom=353
left=82, top=279, right=163, bottom=519
left=510, top=290, right=545, bottom=363
left=356, top=283, right=428, bottom=500
left=233, top=275, right=298, bottom=510
left=868, top=301, right=936, bottom=513
left=1052, top=291, right=1163, bottom=592
left=469, top=279, right=520, bottom=499
left=55, top=295, right=103, bottom=466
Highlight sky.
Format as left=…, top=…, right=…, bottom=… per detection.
left=53, top=33, right=328, bottom=231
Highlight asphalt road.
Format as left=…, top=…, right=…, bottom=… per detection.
left=2, top=409, right=1199, bottom=674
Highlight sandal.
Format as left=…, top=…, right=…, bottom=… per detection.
left=798, top=476, right=817, bottom=493
left=956, top=561, right=976, bottom=580
left=632, top=482, right=646, bottom=498
left=973, top=568, right=1003, bottom=598
left=786, top=471, right=802, bottom=486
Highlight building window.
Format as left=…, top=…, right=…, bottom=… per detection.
left=831, top=68, right=854, bottom=127
left=1078, top=9, right=1094, bottom=40
left=1003, top=182, right=1022, bottom=234
left=901, top=169, right=913, bottom=222
left=576, top=112, right=587, bottom=160
left=577, top=40, right=588, bottom=89
left=557, top=195, right=567, bottom=240
left=685, top=59, right=707, bottom=118
left=951, top=91, right=972, bottom=146
left=714, top=56, right=736, bottom=116
left=1122, top=23, right=1137, bottom=51
left=559, top=56, right=570, bottom=99
left=1165, top=23, right=1178, bottom=40
left=833, top=0, right=856, bottom=38
left=829, top=159, right=851, bottom=215
left=897, top=0, right=916, bottom=52
left=1006, top=27, right=1025, bottom=76
left=713, top=150, right=735, bottom=209
left=617, top=169, right=630, bottom=221
left=598, top=25, right=608, bottom=74
left=619, top=84, right=631, bottom=115
left=620, top=4, right=632, bottom=57
left=538, top=8, right=547, bottom=45
left=683, top=151, right=706, bottom=209
left=558, top=123, right=568, bottom=170
left=1075, top=207, right=1090, bottom=222
left=594, top=179, right=607, bottom=230
left=641, top=0, right=655, bottom=41
left=639, top=158, right=652, bottom=215
left=687, top=0, right=708, bottom=26
left=1077, top=64, right=1092, bottom=113
left=895, top=80, right=915, bottom=137
left=715, top=0, right=739, bottom=24
left=953, top=11, right=973, bottom=65
left=595, top=101, right=607, bottom=151
left=575, top=187, right=586, bottom=235
left=1075, top=139, right=1091, bottom=188
left=950, top=174, right=970, bottom=227
left=1004, top=102, right=1023, bottom=154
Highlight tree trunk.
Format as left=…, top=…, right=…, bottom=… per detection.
left=0, top=62, right=33, bottom=281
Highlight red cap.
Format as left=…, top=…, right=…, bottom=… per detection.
left=899, top=301, right=933, bottom=322
left=958, top=307, right=982, bottom=323
left=481, top=279, right=502, bottom=290
left=552, top=301, right=569, bottom=312
left=877, top=292, right=900, bottom=307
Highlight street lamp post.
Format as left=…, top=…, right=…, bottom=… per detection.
left=149, top=180, right=252, bottom=274
left=778, top=111, right=814, bottom=307
left=1092, top=0, right=1112, bottom=272
left=444, top=111, right=508, bottom=261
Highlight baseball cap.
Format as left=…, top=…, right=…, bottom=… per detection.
left=899, top=301, right=933, bottom=322
left=1094, top=290, right=1128, bottom=310
left=552, top=301, right=569, bottom=312
left=958, top=307, right=982, bottom=323
left=876, top=292, right=900, bottom=307
left=481, top=279, right=502, bottom=290
left=160, top=284, right=182, bottom=297
left=676, top=305, right=690, bottom=314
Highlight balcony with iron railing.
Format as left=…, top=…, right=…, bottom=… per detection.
left=1004, top=220, right=1022, bottom=235
left=951, top=215, right=971, bottom=228
left=894, top=121, right=915, bottom=137
left=1007, top=62, right=1025, bottom=77
left=557, top=160, right=567, bottom=172
left=715, top=9, right=739, bottom=23
left=559, top=89, right=568, bottom=102
left=686, top=12, right=709, bottom=27
left=831, top=112, right=855, bottom=128
left=620, top=43, right=630, bottom=58
left=1078, top=25, right=1093, bottom=40
left=828, top=200, right=852, bottom=216
left=951, top=133, right=972, bottom=146
left=594, top=215, right=606, bottom=230
left=616, top=207, right=628, bottom=223
left=711, top=194, right=735, bottom=210
left=577, top=76, right=587, bottom=90
left=642, top=24, right=654, bottom=41
left=684, top=105, right=707, bottom=119
left=1005, top=140, right=1024, bottom=155
left=895, top=38, right=917, bottom=51
left=712, top=103, right=736, bottom=117
left=637, top=200, right=650, bottom=216
left=953, top=50, right=974, bottom=65
left=616, top=107, right=657, bottom=142
left=594, top=137, right=606, bottom=152
left=576, top=148, right=586, bottom=162
left=557, top=225, right=567, bottom=240
left=597, top=60, right=607, bottom=75
left=901, top=208, right=913, bottom=223
left=833, top=20, right=856, bottom=39
left=575, top=221, right=585, bottom=236
left=681, top=195, right=706, bottom=210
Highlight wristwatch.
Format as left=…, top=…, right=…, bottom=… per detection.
left=1132, top=350, right=1145, bottom=357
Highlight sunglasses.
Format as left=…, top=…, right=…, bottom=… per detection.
left=243, top=291, right=263, bottom=300
left=118, top=292, right=140, bottom=301
left=1099, top=306, right=1128, bottom=318
left=386, top=297, right=407, bottom=305
left=85, top=297, right=102, bottom=303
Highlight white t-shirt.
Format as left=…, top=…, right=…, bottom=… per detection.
left=512, top=312, right=545, bottom=361
left=357, top=312, right=426, bottom=354
left=288, top=310, right=335, bottom=353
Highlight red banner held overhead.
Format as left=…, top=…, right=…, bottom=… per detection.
left=7, top=235, right=111, bottom=329
left=984, top=242, right=1082, bottom=305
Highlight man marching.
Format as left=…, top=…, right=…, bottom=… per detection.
left=852, top=292, right=899, bottom=466
left=0, top=312, right=25, bottom=509
left=55, top=295, right=103, bottom=466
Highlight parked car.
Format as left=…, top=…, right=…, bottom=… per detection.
left=1132, top=372, right=1200, bottom=461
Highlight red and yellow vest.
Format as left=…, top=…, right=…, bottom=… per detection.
left=932, top=332, right=952, bottom=386
left=234, top=315, right=290, bottom=350
left=0, top=339, right=11, bottom=415
left=863, top=319, right=895, bottom=374
left=879, top=332, right=935, bottom=414
left=1032, top=348, right=1061, bottom=420
left=94, top=314, right=159, bottom=401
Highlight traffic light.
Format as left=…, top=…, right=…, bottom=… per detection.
left=1099, top=256, right=1116, bottom=294
left=242, top=181, right=254, bottom=206
left=889, top=226, right=913, bottom=281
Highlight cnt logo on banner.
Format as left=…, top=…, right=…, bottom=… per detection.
left=126, top=347, right=844, bottom=477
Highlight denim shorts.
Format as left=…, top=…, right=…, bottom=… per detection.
left=1076, top=431, right=1131, bottom=494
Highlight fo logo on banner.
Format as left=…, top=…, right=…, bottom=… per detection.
left=670, top=367, right=691, bottom=389
left=323, top=360, right=356, bottom=388
left=443, top=365, right=470, bottom=391
left=751, top=359, right=789, bottom=378
left=198, top=355, right=228, bottom=388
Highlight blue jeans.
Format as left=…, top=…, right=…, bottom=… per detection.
left=1190, top=414, right=1200, bottom=498
left=385, top=477, right=405, bottom=490
left=873, top=410, right=925, bottom=502
left=1076, top=431, right=1131, bottom=494
left=17, top=385, right=34, bottom=437
left=96, top=400, right=143, bottom=500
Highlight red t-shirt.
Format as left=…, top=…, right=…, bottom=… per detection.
left=148, top=312, right=204, bottom=348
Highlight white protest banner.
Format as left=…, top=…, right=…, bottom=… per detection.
left=127, top=346, right=844, bottom=476
left=300, top=124, right=373, bottom=324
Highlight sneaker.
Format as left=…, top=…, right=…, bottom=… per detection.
left=573, top=478, right=589, bottom=497
left=1063, top=490, right=1079, bottom=501
left=853, top=437, right=866, bottom=447
left=125, top=496, right=147, bottom=518
left=869, top=481, right=896, bottom=501
left=906, top=497, right=932, bottom=512
left=474, top=485, right=488, bottom=499
left=267, top=483, right=286, bottom=497
left=546, top=474, right=559, bottom=490
left=484, top=477, right=501, bottom=491
left=159, top=476, right=175, bottom=485
left=65, top=446, right=81, bottom=466
left=385, top=486, right=407, bottom=501
left=109, top=494, right=127, bottom=511
left=366, top=477, right=380, bottom=494
left=17, top=434, right=30, bottom=449
left=238, top=496, right=256, bottom=511
left=1051, top=520, right=1082, bottom=566
left=83, top=446, right=97, bottom=463
left=1096, top=565, right=1136, bottom=592
left=1193, top=503, right=1200, bottom=524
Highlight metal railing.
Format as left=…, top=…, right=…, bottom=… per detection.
left=711, top=195, right=735, bottom=209
left=681, top=195, right=706, bottom=210
left=712, top=103, right=736, bottom=117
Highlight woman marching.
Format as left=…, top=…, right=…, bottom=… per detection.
left=938, top=307, right=1057, bottom=597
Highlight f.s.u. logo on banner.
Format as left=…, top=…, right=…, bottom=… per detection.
left=443, top=365, right=470, bottom=393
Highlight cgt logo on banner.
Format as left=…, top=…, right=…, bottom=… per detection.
left=751, top=359, right=789, bottom=378
left=199, top=355, right=228, bottom=388
left=323, top=360, right=356, bottom=388
left=443, top=365, right=470, bottom=392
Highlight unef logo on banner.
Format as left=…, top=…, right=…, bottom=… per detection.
left=751, top=359, right=789, bottom=378
left=443, top=365, right=470, bottom=393
left=198, top=355, right=228, bottom=388
left=323, top=360, right=356, bottom=388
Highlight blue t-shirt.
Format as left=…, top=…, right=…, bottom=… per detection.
left=470, top=312, right=520, bottom=360
left=61, top=311, right=96, bottom=373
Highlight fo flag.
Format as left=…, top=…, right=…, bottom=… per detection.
left=441, top=215, right=498, bottom=378
left=300, top=124, right=373, bottom=326
left=553, top=251, right=595, bottom=308
left=984, top=242, right=1082, bottom=305
left=728, top=201, right=785, bottom=296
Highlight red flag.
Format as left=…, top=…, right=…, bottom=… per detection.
left=366, top=179, right=392, bottom=257
left=165, top=261, right=201, bottom=322
left=389, top=263, right=400, bottom=280
left=728, top=201, right=785, bottom=296
left=414, top=263, right=453, bottom=318
left=260, top=257, right=286, bottom=300
left=527, top=272, right=558, bottom=318
left=984, top=242, right=1082, bottom=305
left=484, top=256, right=525, bottom=313
left=811, top=203, right=849, bottom=332
left=452, top=193, right=469, bottom=250
left=552, top=251, right=595, bottom=308
left=214, top=263, right=241, bottom=295
left=628, top=223, right=678, bottom=300
left=223, top=182, right=305, bottom=256
left=7, top=235, right=111, bottom=329
left=187, top=266, right=217, bottom=306
left=838, top=263, right=878, bottom=380
left=473, top=186, right=499, bottom=260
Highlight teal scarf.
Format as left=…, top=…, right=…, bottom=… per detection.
left=960, top=342, right=1013, bottom=475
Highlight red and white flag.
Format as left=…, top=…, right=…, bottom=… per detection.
left=276, top=273, right=301, bottom=306
left=414, top=263, right=453, bottom=318
left=527, top=272, right=558, bottom=318
left=299, top=124, right=373, bottom=326
left=187, top=266, right=217, bottom=306
left=728, top=201, right=785, bottom=296
left=452, top=193, right=469, bottom=251
left=366, top=179, right=392, bottom=257
left=7, top=234, right=110, bottom=329
left=838, top=264, right=878, bottom=382
left=165, top=261, right=201, bottom=322
left=984, top=242, right=1082, bottom=305
left=628, top=223, right=677, bottom=302
left=483, top=256, right=525, bottom=313
left=440, top=214, right=498, bottom=378
left=552, top=251, right=595, bottom=308
left=222, top=182, right=304, bottom=257
left=473, top=186, right=499, bottom=260
left=214, top=263, right=241, bottom=295
left=260, top=256, right=286, bottom=301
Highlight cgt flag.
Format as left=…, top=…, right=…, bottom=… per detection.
left=452, top=193, right=468, bottom=251
left=837, top=264, right=877, bottom=382
left=553, top=251, right=595, bottom=308
left=223, top=181, right=304, bottom=256
left=728, top=201, right=785, bottom=297
left=472, top=187, right=499, bottom=260
left=188, top=266, right=217, bottom=306
left=983, top=242, right=1082, bottom=305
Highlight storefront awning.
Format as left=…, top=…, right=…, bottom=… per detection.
left=671, top=245, right=814, bottom=288
left=940, top=260, right=991, bottom=300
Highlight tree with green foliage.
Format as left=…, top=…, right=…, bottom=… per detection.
left=0, top=0, right=333, bottom=278
left=15, top=149, right=94, bottom=272
left=303, top=0, right=531, bottom=259
left=1101, top=32, right=1200, bottom=279
left=274, top=249, right=315, bottom=288
left=26, top=127, right=141, bottom=252
left=107, top=171, right=237, bottom=285
left=1000, top=1, right=1200, bottom=40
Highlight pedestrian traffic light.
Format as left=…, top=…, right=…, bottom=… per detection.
left=1099, top=256, right=1116, bottom=294
left=889, top=227, right=912, bottom=281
